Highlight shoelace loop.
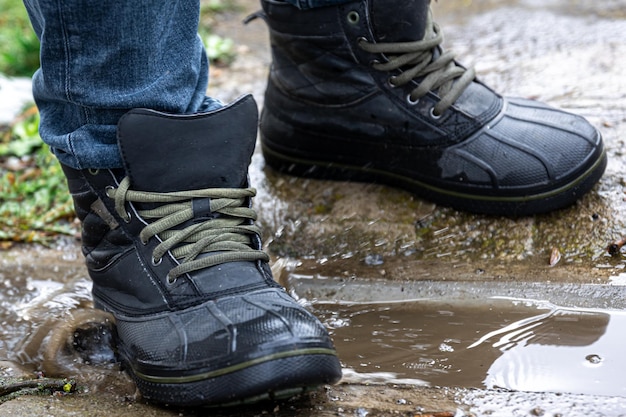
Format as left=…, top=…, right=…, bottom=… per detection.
left=358, top=14, right=476, bottom=116
left=106, top=177, right=269, bottom=283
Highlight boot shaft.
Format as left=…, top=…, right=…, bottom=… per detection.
left=63, top=95, right=277, bottom=314
left=65, top=94, right=260, bottom=252
left=260, top=0, right=500, bottom=135
left=260, top=0, right=473, bottom=107
left=261, top=0, right=430, bottom=40
left=368, top=0, right=430, bottom=43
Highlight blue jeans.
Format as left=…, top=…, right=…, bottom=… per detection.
left=24, top=0, right=353, bottom=170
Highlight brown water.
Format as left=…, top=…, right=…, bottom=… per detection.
left=2, top=251, right=626, bottom=401
left=285, top=273, right=626, bottom=398
left=323, top=300, right=625, bottom=396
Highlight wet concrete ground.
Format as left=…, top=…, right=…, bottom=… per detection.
left=1, top=0, right=626, bottom=415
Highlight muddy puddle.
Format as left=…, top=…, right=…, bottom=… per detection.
left=283, top=273, right=626, bottom=399
left=0, top=249, right=135, bottom=400
left=3, top=250, right=626, bottom=404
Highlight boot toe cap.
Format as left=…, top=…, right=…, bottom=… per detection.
left=441, top=97, right=604, bottom=194
left=115, top=287, right=338, bottom=377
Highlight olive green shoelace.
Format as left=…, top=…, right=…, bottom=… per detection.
left=106, top=177, right=269, bottom=283
left=358, top=12, right=476, bottom=116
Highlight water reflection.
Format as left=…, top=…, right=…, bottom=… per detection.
left=294, top=274, right=625, bottom=398
left=481, top=306, right=626, bottom=397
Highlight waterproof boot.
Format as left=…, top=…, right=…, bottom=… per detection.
left=255, top=0, right=607, bottom=216
left=61, top=95, right=342, bottom=407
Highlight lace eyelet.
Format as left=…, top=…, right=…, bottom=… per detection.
left=104, top=185, right=115, bottom=197
left=369, top=59, right=380, bottom=67
left=347, top=10, right=360, bottom=25
left=406, top=94, right=420, bottom=105
left=123, top=211, right=132, bottom=223
left=357, top=36, right=369, bottom=46
left=152, top=257, right=162, bottom=266
left=387, top=76, right=398, bottom=88
left=430, top=108, right=443, bottom=120
left=88, top=169, right=100, bottom=176
left=166, top=274, right=177, bottom=285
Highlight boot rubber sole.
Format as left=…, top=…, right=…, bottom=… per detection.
left=124, top=347, right=342, bottom=407
left=261, top=136, right=607, bottom=216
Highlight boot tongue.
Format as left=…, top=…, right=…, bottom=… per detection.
left=370, top=0, right=430, bottom=43
left=116, top=95, right=258, bottom=193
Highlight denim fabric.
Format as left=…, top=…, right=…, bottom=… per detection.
left=22, top=0, right=351, bottom=169
left=284, top=0, right=352, bottom=9
left=23, top=0, right=219, bottom=169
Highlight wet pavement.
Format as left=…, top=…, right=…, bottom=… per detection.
left=1, top=0, right=626, bottom=415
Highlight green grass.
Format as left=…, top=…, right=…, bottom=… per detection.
left=200, top=0, right=238, bottom=66
left=0, top=106, right=75, bottom=246
left=0, top=0, right=40, bottom=77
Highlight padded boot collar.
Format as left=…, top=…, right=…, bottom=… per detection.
left=117, top=94, right=258, bottom=193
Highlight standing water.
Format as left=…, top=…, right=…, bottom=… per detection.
left=286, top=273, right=626, bottom=398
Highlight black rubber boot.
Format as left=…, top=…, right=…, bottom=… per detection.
left=61, top=95, right=341, bottom=407
left=255, top=0, right=606, bottom=216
